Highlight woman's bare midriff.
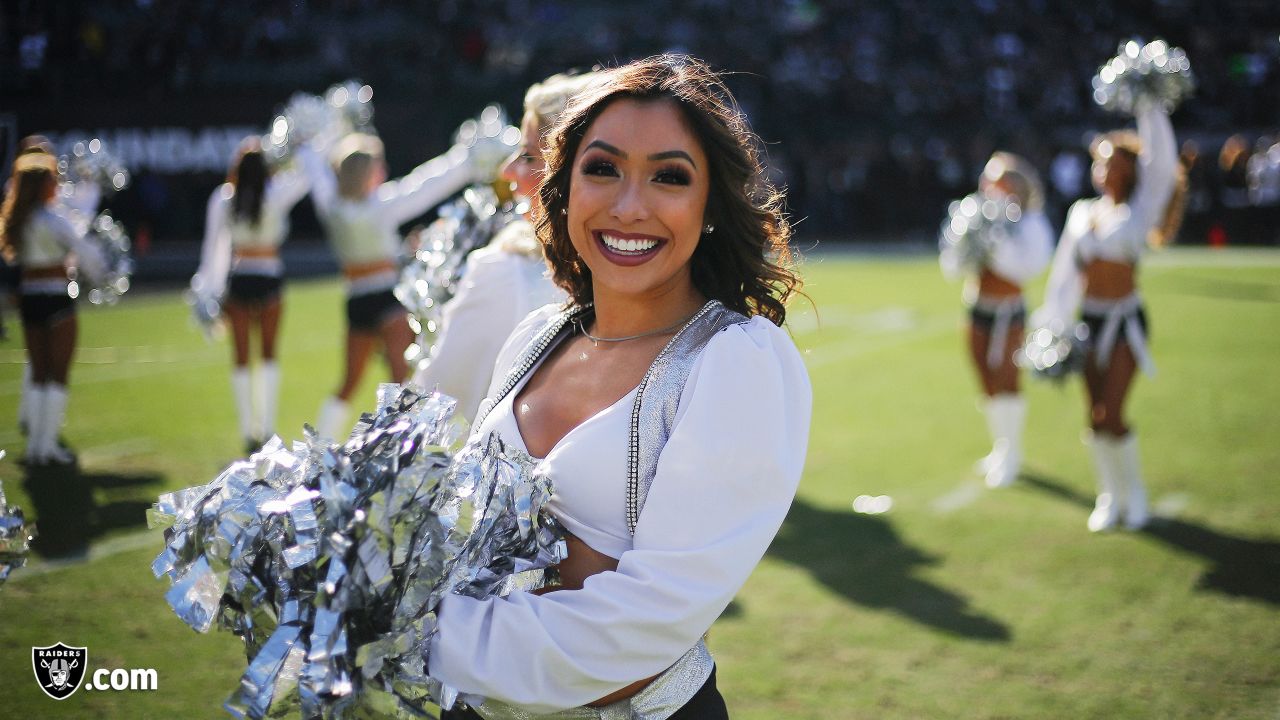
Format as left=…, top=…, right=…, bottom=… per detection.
left=1083, top=259, right=1136, bottom=299
left=22, top=265, right=67, bottom=281
left=978, top=269, right=1021, bottom=299
left=233, top=247, right=280, bottom=260
left=532, top=535, right=661, bottom=707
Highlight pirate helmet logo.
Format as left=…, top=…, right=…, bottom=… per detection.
left=32, top=642, right=88, bottom=700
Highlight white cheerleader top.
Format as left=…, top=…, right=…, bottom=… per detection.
left=412, top=220, right=567, bottom=425
left=18, top=206, right=107, bottom=292
left=300, top=144, right=473, bottom=269
left=193, top=172, right=310, bottom=292
left=1038, top=101, right=1177, bottom=326
left=428, top=305, right=812, bottom=713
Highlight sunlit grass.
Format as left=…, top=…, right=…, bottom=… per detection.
left=1, top=249, right=1277, bottom=719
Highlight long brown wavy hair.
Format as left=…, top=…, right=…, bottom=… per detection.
left=535, top=54, right=801, bottom=325
left=1, top=152, right=58, bottom=263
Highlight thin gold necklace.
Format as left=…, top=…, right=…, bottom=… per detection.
left=576, top=310, right=698, bottom=345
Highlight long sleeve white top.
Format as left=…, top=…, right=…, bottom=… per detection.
left=428, top=306, right=812, bottom=712
left=1037, top=101, right=1177, bottom=326
left=412, top=221, right=566, bottom=425
left=18, top=206, right=107, bottom=290
left=299, top=144, right=473, bottom=268
left=194, top=171, right=310, bottom=295
left=939, top=208, right=1054, bottom=289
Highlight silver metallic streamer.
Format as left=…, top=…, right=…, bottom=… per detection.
left=1017, top=320, right=1090, bottom=381
left=185, top=283, right=224, bottom=340
left=0, top=452, right=37, bottom=587
left=1091, top=39, right=1195, bottom=115
left=452, top=104, right=521, bottom=185
left=58, top=137, right=130, bottom=194
left=263, top=80, right=377, bottom=164
left=152, top=385, right=566, bottom=718
left=397, top=186, right=521, bottom=372
left=66, top=210, right=133, bottom=306
left=938, top=192, right=1023, bottom=273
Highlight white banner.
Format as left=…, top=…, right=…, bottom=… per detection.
left=35, top=126, right=259, bottom=174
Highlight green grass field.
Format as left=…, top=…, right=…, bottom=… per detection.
left=1, top=249, right=1278, bottom=719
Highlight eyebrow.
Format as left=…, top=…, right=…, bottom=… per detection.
left=583, top=140, right=698, bottom=169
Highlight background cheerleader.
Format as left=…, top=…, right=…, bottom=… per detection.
left=11, top=135, right=105, bottom=440
left=300, top=131, right=494, bottom=440
left=192, top=137, right=309, bottom=453
left=0, top=151, right=106, bottom=465
left=410, top=71, right=599, bottom=424
left=1035, top=40, right=1189, bottom=532
left=940, top=153, right=1053, bottom=488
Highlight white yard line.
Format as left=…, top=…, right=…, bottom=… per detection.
left=7, top=528, right=162, bottom=583
left=1143, top=247, right=1280, bottom=268
left=803, top=317, right=953, bottom=369
left=77, top=438, right=157, bottom=464
left=931, top=480, right=986, bottom=514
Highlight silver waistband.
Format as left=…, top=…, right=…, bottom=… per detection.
left=472, top=639, right=714, bottom=720
left=347, top=269, right=399, bottom=297
left=971, top=295, right=1026, bottom=370
left=230, top=257, right=284, bottom=277
left=1081, top=293, right=1154, bottom=375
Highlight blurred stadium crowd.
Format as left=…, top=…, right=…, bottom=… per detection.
left=3, top=0, right=1280, bottom=250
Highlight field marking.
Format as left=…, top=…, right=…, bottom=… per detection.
left=1153, top=492, right=1191, bottom=518
left=1143, top=248, right=1280, bottom=268
left=78, top=438, right=157, bottom=464
left=803, top=317, right=954, bottom=369
left=787, top=306, right=924, bottom=336
left=0, top=345, right=218, bottom=365
left=0, top=335, right=341, bottom=397
left=931, top=480, right=985, bottom=514
left=7, top=528, right=161, bottom=584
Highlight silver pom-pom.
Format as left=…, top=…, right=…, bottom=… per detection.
left=64, top=210, right=133, bottom=306
left=151, top=385, right=566, bottom=718
left=325, top=80, right=376, bottom=132
left=1091, top=39, right=1195, bottom=115
left=1017, top=321, right=1090, bottom=381
left=58, top=138, right=130, bottom=194
left=0, top=451, right=37, bottom=588
left=83, top=212, right=132, bottom=305
left=263, top=81, right=376, bottom=164
left=939, top=192, right=1023, bottom=273
left=397, top=186, right=520, bottom=370
left=453, top=104, right=521, bottom=184
left=184, top=286, right=224, bottom=341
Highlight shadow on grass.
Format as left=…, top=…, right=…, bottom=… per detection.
left=766, top=498, right=1011, bottom=642
left=1021, top=472, right=1280, bottom=606
left=20, top=462, right=163, bottom=559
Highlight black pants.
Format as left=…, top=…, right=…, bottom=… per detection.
left=439, top=666, right=728, bottom=719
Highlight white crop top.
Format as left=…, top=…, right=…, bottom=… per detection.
left=299, top=144, right=473, bottom=268
left=193, top=172, right=310, bottom=292
left=428, top=305, right=812, bottom=713
left=18, top=206, right=106, bottom=287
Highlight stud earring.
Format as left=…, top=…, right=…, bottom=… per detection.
left=703, top=223, right=715, bottom=234
left=560, top=208, right=568, bottom=216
